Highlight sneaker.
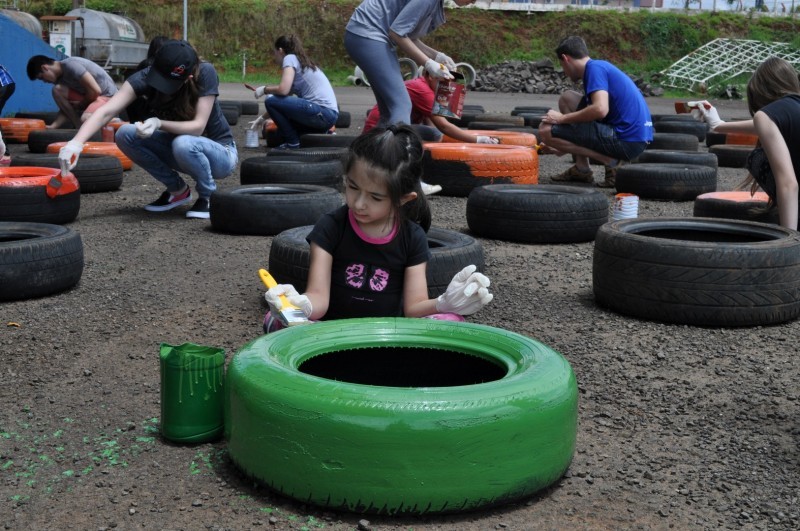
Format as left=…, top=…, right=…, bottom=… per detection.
left=551, top=165, right=594, bottom=183
left=598, top=160, right=626, bottom=188
left=186, top=197, right=211, bottom=219
left=421, top=181, right=442, bottom=196
left=144, top=187, right=192, bottom=212
left=274, top=142, right=300, bottom=150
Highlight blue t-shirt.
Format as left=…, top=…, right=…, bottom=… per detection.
left=583, top=59, right=653, bottom=143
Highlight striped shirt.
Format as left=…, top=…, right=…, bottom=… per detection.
left=0, top=65, right=13, bottom=87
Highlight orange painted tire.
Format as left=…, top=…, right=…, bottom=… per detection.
left=107, top=121, right=129, bottom=131
left=725, top=133, right=758, bottom=146
left=693, top=191, right=778, bottom=224
left=441, top=130, right=538, bottom=147
left=47, top=141, right=133, bottom=170
left=0, top=118, right=47, bottom=143
left=0, top=167, right=80, bottom=224
left=422, top=143, right=538, bottom=197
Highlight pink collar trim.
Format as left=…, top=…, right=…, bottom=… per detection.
left=348, top=209, right=398, bottom=244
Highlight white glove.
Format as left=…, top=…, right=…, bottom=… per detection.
left=265, top=284, right=313, bottom=318
left=248, top=116, right=266, bottom=130
left=253, top=86, right=267, bottom=98
left=135, top=117, right=162, bottom=139
left=0, top=130, right=5, bottom=157
left=689, top=100, right=724, bottom=131
left=424, top=59, right=453, bottom=81
left=435, top=265, right=493, bottom=316
left=476, top=135, right=499, bottom=144
left=58, top=140, right=84, bottom=172
left=434, top=51, right=457, bottom=70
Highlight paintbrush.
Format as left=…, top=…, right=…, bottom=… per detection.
left=674, top=101, right=712, bottom=114
left=258, top=269, right=310, bottom=327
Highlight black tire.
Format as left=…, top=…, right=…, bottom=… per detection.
left=709, top=144, right=752, bottom=168
left=226, top=317, right=577, bottom=515
left=210, top=184, right=343, bottom=236
left=693, top=191, right=779, bottom=224
left=592, top=217, right=800, bottom=326
left=646, top=132, right=699, bottom=152
left=0, top=176, right=81, bottom=224
left=10, top=153, right=124, bottom=193
left=0, top=222, right=84, bottom=301
left=462, top=104, right=485, bottom=113
left=634, top=149, right=718, bottom=169
left=616, top=163, right=716, bottom=201
left=238, top=100, right=260, bottom=115
left=467, top=121, right=518, bottom=130
left=222, top=107, right=239, bottom=126
left=653, top=120, right=707, bottom=142
left=239, top=156, right=343, bottom=189
left=511, top=106, right=551, bottom=116
left=28, top=129, right=102, bottom=153
left=267, top=146, right=350, bottom=167
left=466, top=184, right=608, bottom=243
left=219, top=100, right=243, bottom=115
left=652, top=114, right=699, bottom=122
left=515, top=113, right=544, bottom=128
left=705, top=131, right=727, bottom=147
left=472, top=113, right=524, bottom=126
left=269, top=225, right=485, bottom=298
left=335, top=111, right=351, bottom=128
left=299, top=133, right=358, bottom=148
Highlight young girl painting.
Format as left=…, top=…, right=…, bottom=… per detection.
left=263, top=124, right=492, bottom=332
left=691, top=57, right=800, bottom=230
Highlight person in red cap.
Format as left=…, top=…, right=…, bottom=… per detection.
left=57, top=39, right=237, bottom=219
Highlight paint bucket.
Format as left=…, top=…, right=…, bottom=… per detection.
left=245, top=128, right=259, bottom=148
left=159, top=342, right=225, bottom=443
left=612, top=193, right=639, bottom=221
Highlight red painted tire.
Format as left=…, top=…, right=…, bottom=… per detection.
left=46, top=141, right=133, bottom=170
left=0, top=167, right=80, bottom=224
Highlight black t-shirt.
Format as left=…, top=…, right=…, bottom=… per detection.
left=125, top=62, right=233, bottom=146
left=761, top=94, right=800, bottom=184
left=307, top=205, right=430, bottom=320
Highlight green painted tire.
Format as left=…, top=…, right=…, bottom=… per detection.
left=226, top=317, right=578, bottom=515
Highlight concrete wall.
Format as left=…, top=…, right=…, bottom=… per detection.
left=0, top=13, right=66, bottom=117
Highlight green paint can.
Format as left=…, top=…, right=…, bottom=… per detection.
left=159, top=342, right=225, bottom=443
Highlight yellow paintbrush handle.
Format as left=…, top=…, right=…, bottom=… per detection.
left=258, top=269, right=293, bottom=309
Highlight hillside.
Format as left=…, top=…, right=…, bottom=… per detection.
left=22, top=1, right=800, bottom=80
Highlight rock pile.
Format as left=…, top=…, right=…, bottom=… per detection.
left=473, top=59, right=664, bottom=97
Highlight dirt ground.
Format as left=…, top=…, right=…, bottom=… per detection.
left=1, top=85, right=798, bottom=531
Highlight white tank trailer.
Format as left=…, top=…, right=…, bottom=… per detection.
left=62, top=7, right=148, bottom=72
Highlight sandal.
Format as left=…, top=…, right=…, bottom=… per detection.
left=551, top=164, right=593, bottom=183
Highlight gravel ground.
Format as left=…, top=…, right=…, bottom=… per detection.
left=1, top=86, right=798, bottom=531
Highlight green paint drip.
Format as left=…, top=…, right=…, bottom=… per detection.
left=159, top=342, right=225, bottom=443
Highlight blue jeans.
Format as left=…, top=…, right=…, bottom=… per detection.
left=551, top=121, right=647, bottom=162
left=345, top=31, right=411, bottom=127
left=116, top=124, right=238, bottom=199
left=265, top=96, right=338, bottom=145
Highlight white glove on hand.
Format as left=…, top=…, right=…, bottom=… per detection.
left=424, top=59, right=453, bottom=81
left=0, top=130, right=6, bottom=157
left=248, top=116, right=266, bottom=130
left=265, top=284, right=313, bottom=318
left=435, top=265, right=493, bottom=316
left=476, top=135, right=499, bottom=144
left=689, top=100, right=725, bottom=131
left=58, top=140, right=84, bottom=171
left=253, top=86, right=267, bottom=98
left=135, top=117, right=162, bottom=139
left=434, top=51, right=457, bottom=70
